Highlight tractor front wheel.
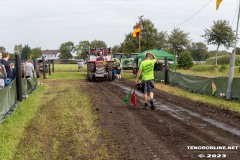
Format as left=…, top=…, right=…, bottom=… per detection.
left=88, top=71, right=93, bottom=82
left=108, top=71, right=113, bottom=81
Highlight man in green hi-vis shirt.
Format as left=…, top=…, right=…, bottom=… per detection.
left=135, top=52, right=157, bottom=110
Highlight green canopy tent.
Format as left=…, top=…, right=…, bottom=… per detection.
left=137, top=49, right=176, bottom=72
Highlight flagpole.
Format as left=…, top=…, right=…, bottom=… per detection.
left=139, top=35, right=141, bottom=53
left=226, top=0, right=240, bottom=99
left=138, top=15, right=143, bottom=53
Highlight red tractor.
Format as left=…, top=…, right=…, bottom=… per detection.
left=87, top=48, right=115, bottom=81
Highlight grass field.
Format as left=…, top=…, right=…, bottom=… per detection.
left=54, top=64, right=87, bottom=72
left=176, top=65, right=240, bottom=78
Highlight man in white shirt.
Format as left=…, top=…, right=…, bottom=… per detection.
left=78, top=60, right=84, bottom=72
left=25, top=59, right=35, bottom=78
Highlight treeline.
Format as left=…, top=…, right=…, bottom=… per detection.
left=1, top=18, right=239, bottom=69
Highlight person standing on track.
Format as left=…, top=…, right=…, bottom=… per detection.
left=135, top=52, right=157, bottom=110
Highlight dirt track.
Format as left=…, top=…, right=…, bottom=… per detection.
left=85, top=79, right=240, bottom=160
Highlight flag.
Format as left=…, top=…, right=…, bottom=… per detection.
left=123, top=89, right=132, bottom=103
left=132, top=24, right=140, bottom=37
left=216, top=0, right=222, bottom=10
left=131, top=90, right=136, bottom=107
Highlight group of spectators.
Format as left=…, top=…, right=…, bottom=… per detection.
left=0, top=51, right=35, bottom=90
left=0, top=52, right=14, bottom=90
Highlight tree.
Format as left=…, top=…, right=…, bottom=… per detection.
left=121, top=19, right=158, bottom=54
left=234, top=47, right=240, bottom=55
left=202, top=20, right=235, bottom=65
left=75, top=40, right=91, bottom=60
left=14, top=44, right=23, bottom=54
left=206, top=50, right=228, bottom=59
left=155, top=31, right=168, bottom=51
left=30, top=47, right=42, bottom=59
left=190, top=42, right=208, bottom=61
left=0, top=46, right=6, bottom=52
left=21, top=45, right=31, bottom=59
left=112, top=45, right=122, bottom=53
left=90, top=40, right=107, bottom=48
left=121, top=33, right=139, bottom=54
left=177, top=50, right=194, bottom=69
left=168, top=28, right=190, bottom=56
left=59, top=41, right=74, bottom=59
left=139, top=19, right=158, bottom=51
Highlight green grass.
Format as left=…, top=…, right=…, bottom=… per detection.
left=155, top=83, right=240, bottom=113
left=177, top=65, right=240, bottom=78
left=54, top=64, right=87, bottom=72
left=0, top=85, right=47, bottom=160
left=47, top=72, right=86, bottom=80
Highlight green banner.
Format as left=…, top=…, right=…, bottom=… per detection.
left=168, top=71, right=213, bottom=95
left=0, top=77, right=38, bottom=121
left=154, top=71, right=165, bottom=83
left=213, top=77, right=240, bottom=100
left=0, top=80, right=17, bottom=120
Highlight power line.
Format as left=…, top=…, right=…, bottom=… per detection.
left=166, top=0, right=212, bottom=30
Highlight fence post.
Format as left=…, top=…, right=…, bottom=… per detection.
left=33, top=59, right=37, bottom=71
left=52, top=60, right=54, bottom=73
left=164, top=57, right=168, bottom=84
left=42, top=56, right=46, bottom=79
left=48, top=61, right=51, bottom=75
left=15, top=53, right=23, bottom=102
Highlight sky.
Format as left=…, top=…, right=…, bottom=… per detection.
left=0, top=0, right=239, bottom=53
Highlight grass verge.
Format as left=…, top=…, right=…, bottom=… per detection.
left=0, top=75, right=116, bottom=159
left=0, top=85, right=47, bottom=160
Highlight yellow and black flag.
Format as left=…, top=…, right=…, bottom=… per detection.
left=216, top=0, right=222, bottom=10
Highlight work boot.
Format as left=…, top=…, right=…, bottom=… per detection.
left=150, top=100, right=155, bottom=110
left=143, top=103, right=148, bottom=110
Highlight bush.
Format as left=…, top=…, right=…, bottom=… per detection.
left=218, top=65, right=227, bottom=72
left=177, top=51, right=194, bottom=69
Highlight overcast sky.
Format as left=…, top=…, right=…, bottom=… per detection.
left=0, top=0, right=239, bottom=52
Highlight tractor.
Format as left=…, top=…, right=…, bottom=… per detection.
left=87, top=48, right=115, bottom=82
left=124, top=53, right=138, bottom=70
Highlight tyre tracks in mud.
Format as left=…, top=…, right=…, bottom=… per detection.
left=86, top=80, right=240, bottom=160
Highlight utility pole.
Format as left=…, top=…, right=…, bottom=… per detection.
left=226, top=0, right=240, bottom=100
left=138, top=15, right=143, bottom=53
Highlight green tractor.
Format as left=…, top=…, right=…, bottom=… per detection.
left=121, top=53, right=138, bottom=70
left=113, top=53, right=125, bottom=62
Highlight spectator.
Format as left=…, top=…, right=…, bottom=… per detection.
left=1, top=52, right=12, bottom=87
left=25, top=59, right=35, bottom=78
left=97, top=53, right=104, bottom=61
left=0, top=52, right=6, bottom=90
left=77, top=60, right=84, bottom=72
left=21, top=63, right=25, bottom=78
left=9, top=63, right=16, bottom=79
left=114, top=58, right=122, bottom=80
left=0, top=51, right=2, bottom=63
left=0, top=65, right=6, bottom=90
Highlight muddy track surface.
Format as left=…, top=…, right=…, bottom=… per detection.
left=84, top=79, right=240, bottom=160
